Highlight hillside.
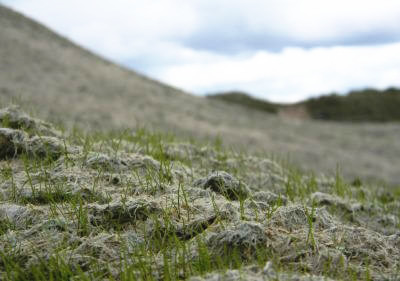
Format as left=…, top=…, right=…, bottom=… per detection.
left=1, top=107, right=400, bottom=280
left=1, top=3, right=400, bottom=186
left=304, top=88, right=400, bottom=122
left=207, top=92, right=280, bottom=114
left=208, top=88, right=400, bottom=122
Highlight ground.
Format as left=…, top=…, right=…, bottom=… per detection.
left=0, top=106, right=400, bottom=281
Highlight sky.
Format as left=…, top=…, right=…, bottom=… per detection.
left=2, top=0, right=400, bottom=103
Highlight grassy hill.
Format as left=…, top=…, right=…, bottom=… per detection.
left=207, top=92, right=280, bottom=114
left=304, top=87, right=400, bottom=122
left=1, top=107, right=400, bottom=281
left=1, top=3, right=400, bottom=188
left=208, top=88, right=400, bottom=123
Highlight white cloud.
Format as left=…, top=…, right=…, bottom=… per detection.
left=3, top=0, right=198, bottom=59
left=180, top=0, right=400, bottom=51
left=2, top=0, right=400, bottom=102
left=158, top=43, right=400, bottom=103
left=6, top=0, right=400, bottom=54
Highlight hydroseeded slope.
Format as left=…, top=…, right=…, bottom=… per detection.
left=1, top=4, right=400, bottom=185
left=0, top=107, right=400, bottom=280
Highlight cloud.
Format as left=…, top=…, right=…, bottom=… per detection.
left=5, top=0, right=400, bottom=54
left=181, top=0, right=400, bottom=53
left=158, top=42, right=400, bottom=103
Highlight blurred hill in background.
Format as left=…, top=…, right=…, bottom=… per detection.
left=209, top=88, right=400, bottom=122
left=304, top=88, right=400, bottom=122
left=1, top=3, right=400, bottom=186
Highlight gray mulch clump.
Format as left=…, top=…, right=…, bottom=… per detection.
left=311, top=192, right=362, bottom=212
left=194, top=171, right=250, bottom=200
left=189, top=262, right=335, bottom=281
left=0, top=128, right=27, bottom=158
left=25, top=135, right=65, bottom=159
left=85, top=153, right=127, bottom=171
left=206, top=221, right=267, bottom=259
left=252, top=190, right=287, bottom=205
left=0, top=127, right=64, bottom=160
left=0, top=106, right=60, bottom=137
left=0, top=203, right=43, bottom=229
left=268, top=204, right=336, bottom=231
left=89, top=198, right=162, bottom=225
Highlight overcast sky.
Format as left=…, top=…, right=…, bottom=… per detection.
left=2, top=0, right=400, bottom=102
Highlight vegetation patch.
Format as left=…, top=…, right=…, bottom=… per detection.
left=304, top=87, right=400, bottom=122
left=207, top=91, right=280, bottom=114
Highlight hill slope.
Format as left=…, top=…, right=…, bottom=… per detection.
left=304, top=88, right=400, bottom=122
left=1, top=4, right=400, bottom=186
left=207, top=91, right=280, bottom=114
left=208, top=88, right=400, bottom=122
